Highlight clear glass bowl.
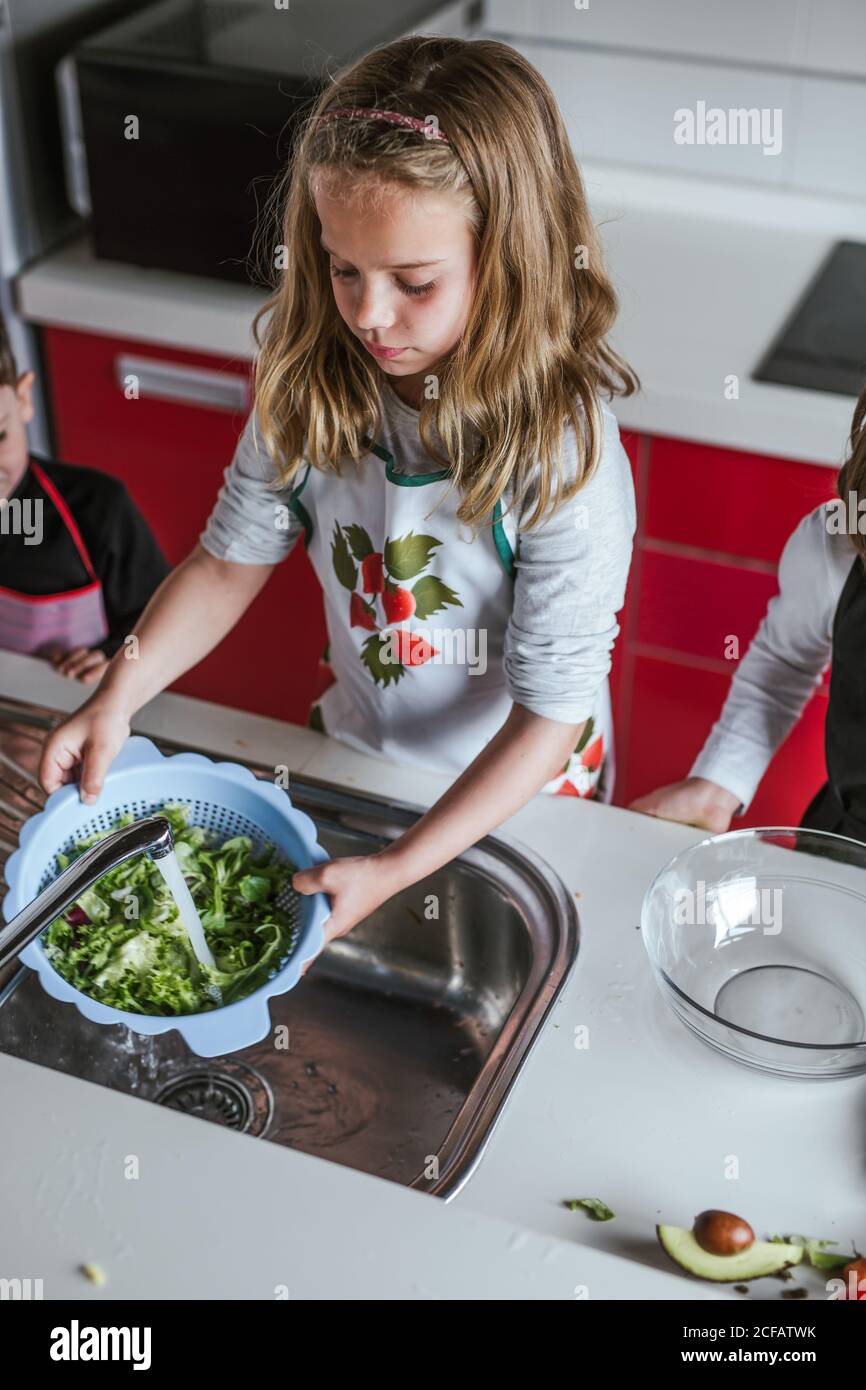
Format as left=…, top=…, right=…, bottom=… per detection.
left=641, top=826, right=866, bottom=1079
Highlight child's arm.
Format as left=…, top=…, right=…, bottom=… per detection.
left=88, top=476, right=171, bottom=656
left=53, top=474, right=170, bottom=684
left=39, top=409, right=300, bottom=799
left=39, top=544, right=277, bottom=801
left=630, top=505, right=848, bottom=830
left=294, top=702, right=584, bottom=955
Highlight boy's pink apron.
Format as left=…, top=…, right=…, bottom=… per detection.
left=0, top=461, right=109, bottom=657
left=291, top=438, right=613, bottom=799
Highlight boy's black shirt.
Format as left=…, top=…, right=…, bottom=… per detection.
left=0, top=457, right=170, bottom=657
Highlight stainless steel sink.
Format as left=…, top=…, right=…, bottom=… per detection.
left=0, top=695, right=578, bottom=1199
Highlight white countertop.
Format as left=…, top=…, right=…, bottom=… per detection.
left=584, top=161, right=865, bottom=468
left=17, top=162, right=865, bottom=466
left=1, top=651, right=862, bottom=1301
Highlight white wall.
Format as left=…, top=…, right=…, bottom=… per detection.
left=483, top=0, right=866, bottom=198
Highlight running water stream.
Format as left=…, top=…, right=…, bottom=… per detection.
left=153, top=849, right=217, bottom=973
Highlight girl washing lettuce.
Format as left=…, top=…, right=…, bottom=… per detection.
left=40, top=36, right=637, bottom=958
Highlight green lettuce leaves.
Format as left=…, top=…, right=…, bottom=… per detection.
left=43, top=804, right=297, bottom=1016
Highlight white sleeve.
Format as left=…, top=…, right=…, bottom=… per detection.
left=199, top=408, right=302, bottom=564
left=689, top=504, right=852, bottom=809
left=504, top=400, right=636, bottom=724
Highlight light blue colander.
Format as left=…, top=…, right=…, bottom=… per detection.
left=2, top=736, right=330, bottom=1057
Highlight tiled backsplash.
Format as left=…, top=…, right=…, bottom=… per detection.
left=482, top=0, right=866, bottom=198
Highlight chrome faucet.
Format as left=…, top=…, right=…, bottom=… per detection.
left=0, top=815, right=174, bottom=972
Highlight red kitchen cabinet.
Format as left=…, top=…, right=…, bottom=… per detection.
left=635, top=549, right=778, bottom=662
left=624, top=655, right=733, bottom=805
left=43, top=326, right=326, bottom=726
left=645, top=437, right=835, bottom=563
left=612, top=434, right=833, bottom=826
left=623, top=654, right=828, bottom=826
left=608, top=428, right=641, bottom=715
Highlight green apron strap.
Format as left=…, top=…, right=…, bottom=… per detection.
left=363, top=436, right=392, bottom=465
left=288, top=463, right=314, bottom=546
left=492, top=499, right=515, bottom=579
left=364, top=435, right=514, bottom=575
left=362, top=434, right=448, bottom=485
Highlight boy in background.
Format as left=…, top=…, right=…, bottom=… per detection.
left=0, top=316, right=168, bottom=683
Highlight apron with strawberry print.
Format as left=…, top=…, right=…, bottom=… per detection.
left=290, top=439, right=612, bottom=798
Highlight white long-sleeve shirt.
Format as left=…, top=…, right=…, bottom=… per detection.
left=690, top=503, right=857, bottom=809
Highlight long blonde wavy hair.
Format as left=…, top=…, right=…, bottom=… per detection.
left=251, top=34, right=637, bottom=530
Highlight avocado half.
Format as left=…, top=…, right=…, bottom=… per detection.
left=657, top=1225, right=805, bottom=1282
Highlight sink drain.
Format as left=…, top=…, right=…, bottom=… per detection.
left=155, top=1061, right=273, bottom=1136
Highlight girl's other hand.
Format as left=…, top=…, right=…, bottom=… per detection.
left=38, top=694, right=131, bottom=803
left=52, top=646, right=110, bottom=684
left=292, top=851, right=405, bottom=975
left=629, top=777, right=741, bottom=833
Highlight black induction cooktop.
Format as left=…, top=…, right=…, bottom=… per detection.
left=754, top=240, right=866, bottom=398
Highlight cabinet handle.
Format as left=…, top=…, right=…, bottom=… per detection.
left=114, top=355, right=250, bottom=413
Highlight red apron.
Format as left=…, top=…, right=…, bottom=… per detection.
left=0, top=462, right=109, bottom=658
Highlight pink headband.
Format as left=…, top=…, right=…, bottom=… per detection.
left=312, top=106, right=450, bottom=144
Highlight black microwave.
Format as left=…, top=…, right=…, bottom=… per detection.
left=60, top=0, right=478, bottom=285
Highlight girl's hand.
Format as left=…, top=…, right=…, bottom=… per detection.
left=39, top=694, right=131, bottom=803
left=289, top=706, right=591, bottom=979
left=52, top=646, right=110, bottom=684
left=292, top=851, right=403, bottom=975
left=629, top=777, right=741, bottom=833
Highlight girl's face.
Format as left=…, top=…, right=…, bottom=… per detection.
left=314, top=180, right=476, bottom=405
